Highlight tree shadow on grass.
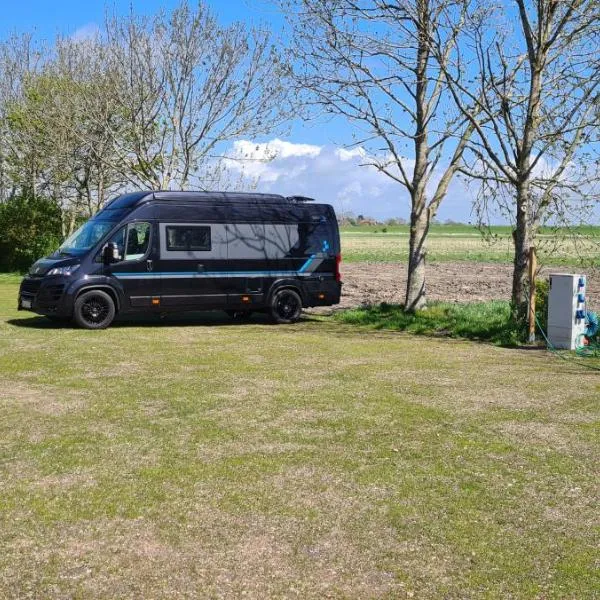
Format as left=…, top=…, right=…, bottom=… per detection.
left=5, top=301, right=529, bottom=348
left=7, top=316, right=69, bottom=329
left=6, top=311, right=321, bottom=330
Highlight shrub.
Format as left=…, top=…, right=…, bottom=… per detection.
left=0, top=194, right=63, bottom=272
left=535, top=278, right=550, bottom=333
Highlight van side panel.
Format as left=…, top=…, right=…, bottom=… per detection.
left=140, top=200, right=341, bottom=312
left=256, top=203, right=341, bottom=308
left=155, top=222, right=229, bottom=308
left=224, top=223, right=267, bottom=305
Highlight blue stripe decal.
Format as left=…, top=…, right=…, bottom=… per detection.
left=112, top=270, right=326, bottom=279
left=298, top=255, right=315, bottom=273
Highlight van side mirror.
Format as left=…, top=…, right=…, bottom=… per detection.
left=103, top=242, right=121, bottom=265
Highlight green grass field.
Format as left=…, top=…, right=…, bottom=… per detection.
left=340, top=224, right=600, bottom=265
left=1, top=276, right=598, bottom=598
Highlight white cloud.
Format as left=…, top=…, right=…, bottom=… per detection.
left=226, top=138, right=414, bottom=218
left=223, top=138, right=496, bottom=222
left=229, top=139, right=321, bottom=161
left=335, top=147, right=367, bottom=161
left=224, top=139, right=322, bottom=183
left=71, top=23, right=100, bottom=42
left=221, top=138, right=600, bottom=223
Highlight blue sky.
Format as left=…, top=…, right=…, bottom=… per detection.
left=0, top=1, right=488, bottom=222
left=0, top=1, right=574, bottom=225
left=3, top=1, right=416, bottom=216
left=0, top=0, right=259, bottom=36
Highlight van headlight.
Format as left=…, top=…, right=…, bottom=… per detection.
left=47, top=264, right=80, bottom=276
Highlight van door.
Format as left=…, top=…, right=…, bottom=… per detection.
left=225, top=222, right=267, bottom=306
left=155, top=222, right=228, bottom=308
left=104, top=221, right=159, bottom=310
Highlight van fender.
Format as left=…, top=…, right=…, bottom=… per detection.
left=67, top=277, right=124, bottom=313
left=267, top=278, right=306, bottom=306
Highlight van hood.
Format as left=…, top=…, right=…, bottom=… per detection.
left=29, top=257, right=80, bottom=276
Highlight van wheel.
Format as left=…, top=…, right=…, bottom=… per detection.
left=74, top=290, right=115, bottom=330
left=270, top=289, right=302, bottom=324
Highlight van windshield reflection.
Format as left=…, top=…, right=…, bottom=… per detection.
left=54, top=220, right=117, bottom=257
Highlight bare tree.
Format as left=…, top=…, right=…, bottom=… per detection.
left=1, top=37, right=125, bottom=234
left=0, top=34, right=45, bottom=202
left=443, top=0, right=600, bottom=318
left=5, top=72, right=78, bottom=231
left=0, top=1, right=290, bottom=232
left=52, top=37, right=126, bottom=219
left=281, top=0, right=484, bottom=311
left=100, top=0, right=291, bottom=190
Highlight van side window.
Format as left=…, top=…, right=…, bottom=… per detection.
left=290, top=221, right=333, bottom=256
left=124, top=222, right=151, bottom=260
left=103, top=226, right=126, bottom=262
left=166, top=225, right=211, bottom=251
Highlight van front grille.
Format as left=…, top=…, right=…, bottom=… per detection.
left=37, top=284, right=65, bottom=308
left=21, top=278, right=42, bottom=295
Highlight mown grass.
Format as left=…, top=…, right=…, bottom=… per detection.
left=340, top=224, right=600, bottom=236
left=335, top=301, right=600, bottom=371
left=1, top=279, right=599, bottom=598
left=0, top=273, right=23, bottom=283
left=340, top=225, right=600, bottom=265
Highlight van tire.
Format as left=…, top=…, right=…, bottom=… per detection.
left=270, top=289, right=302, bottom=324
left=74, top=290, right=116, bottom=330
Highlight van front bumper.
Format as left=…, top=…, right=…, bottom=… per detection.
left=18, top=276, right=72, bottom=317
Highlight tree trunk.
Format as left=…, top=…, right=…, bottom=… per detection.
left=67, top=210, right=77, bottom=237
left=405, top=203, right=430, bottom=312
left=511, top=183, right=531, bottom=321
left=60, top=209, right=68, bottom=238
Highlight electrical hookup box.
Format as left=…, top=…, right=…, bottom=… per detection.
left=547, top=274, right=587, bottom=350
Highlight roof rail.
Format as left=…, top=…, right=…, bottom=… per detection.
left=286, top=195, right=315, bottom=203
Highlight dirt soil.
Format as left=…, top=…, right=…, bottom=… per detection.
left=331, top=261, right=600, bottom=310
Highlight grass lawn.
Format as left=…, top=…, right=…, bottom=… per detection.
left=1, top=276, right=599, bottom=598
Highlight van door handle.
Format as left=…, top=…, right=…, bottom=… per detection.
left=197, top=264, right=205, bottom=272
left=147, top=259, right=153, bottom=272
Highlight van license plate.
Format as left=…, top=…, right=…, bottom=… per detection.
left=21, top=298, right=31, bottom=309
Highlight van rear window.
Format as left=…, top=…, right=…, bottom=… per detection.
left=166, top=226, right=211, bottom=251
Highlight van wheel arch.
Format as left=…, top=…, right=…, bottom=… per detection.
left=74, top=285, right=120, bottom=313
left=267, top=281, right=305, bottom=306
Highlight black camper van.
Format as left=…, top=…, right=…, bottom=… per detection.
left=18, top=191, right=342, bottom=329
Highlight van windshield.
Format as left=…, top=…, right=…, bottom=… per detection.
left=54, top=220, right=118, bottom=257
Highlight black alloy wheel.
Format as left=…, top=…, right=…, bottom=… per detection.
left=73, top=290, right=116, bottom=330
left=270, top=289, right=302, bottom=324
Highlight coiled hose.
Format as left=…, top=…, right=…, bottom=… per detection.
left=576, top=311, right=600, bottom=358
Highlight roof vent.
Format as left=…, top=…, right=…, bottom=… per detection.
left=286, top=195, right=315, bottom=203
